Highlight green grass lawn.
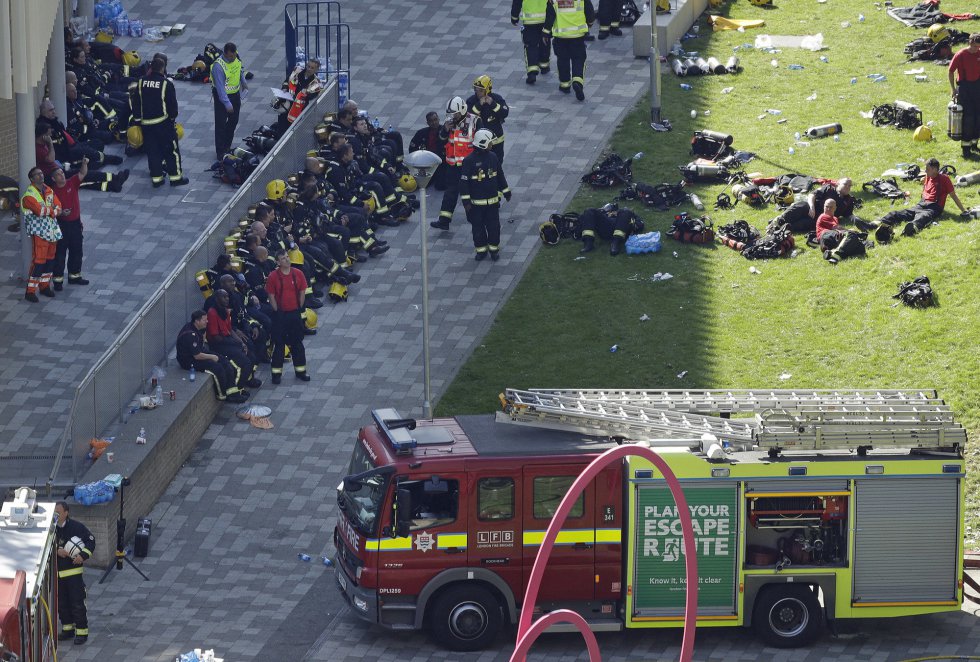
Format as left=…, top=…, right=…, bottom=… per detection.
left=437, top=0, right=980, bottom=542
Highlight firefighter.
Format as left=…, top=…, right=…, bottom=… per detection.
left=511, top=0, right=551, bottom=84
left=579, top=202, right=643, bottom=255
left=596, top=0, right=624, bottom=39
left=266, top=250, right=311, bottom=384
left=135, top=57, right=188, bottom=187
left=431, top=96, right=477, bottom=230
left=54, top=501, right=95, bottom=645
left=948, top=33, right=980, bottom=157
left=466, top=75, right=510, bottom=164
left=459, top=129, right=512, bottom=261
left=544, top=0, right=596, bottom=101
left=21, top=166, right=62, bottom=302
left=176, top=310, right=249, bottom=403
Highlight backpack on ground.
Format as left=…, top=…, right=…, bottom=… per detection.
left=893, top=275, right=934, bottom=307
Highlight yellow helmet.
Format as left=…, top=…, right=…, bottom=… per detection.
left=363, top=195, right=377, bottom=213
left=303, top=308, right=318, bottom=329
left=94, top=30, right=113, bottom=44
left=229, top=255, right=244, bottom=273
left=122, top=50, right=141, bottom=67
left=175, top=123, right=185, bottom=140
left=287, top=247, right=305, bottom=265
left=913, top=125, right=933, bottom=142
left=223, top=234, right=240, bottom=255
left=656, top=0, right=672, bottom=10
left=927, top=24, right=950, bottom=43
left=398, top=173, right=418, bottom=192
left=328, top=282, right=348, bottom=303
left=266, top=179, right=287, bottom=200
left=195, top=270, right=214, bottom=298
left=473, top=75, right=492, bottom=94
left=126, top=125, right=143, bottom=149
left=192, top=59, right=207, bottom=72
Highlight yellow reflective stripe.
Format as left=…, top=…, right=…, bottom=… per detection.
left=58, top=567, right=84, bottom=578
left=364, top=537, right=413, bottom=552
left=437, top=533, right=467, bottom=548
left=523, top=529, right=594, bottom=546
left=595, top=528, right=622, bottom=544
left=471, top=197, right=501, bottom=205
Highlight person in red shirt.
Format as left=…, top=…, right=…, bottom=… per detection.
left=49, top=160, right=90, bottom=290
left=876, top=158, right=968, bottom=237
left=206, top=288, right=261, bottom=392
left=948, top=33, right=980, bottom=157
left=815, top=198, right=840, bottom=242
left=266, top=250, right=310, bottom=384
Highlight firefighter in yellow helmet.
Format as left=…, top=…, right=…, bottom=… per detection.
left=544, top=0, right=596, bottom=101
left=466, top=75, right=510, bottom=164
left=511, top=0, right=552, bottom=84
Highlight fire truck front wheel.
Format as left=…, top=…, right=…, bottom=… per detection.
left=752, top=584, right=822, bottom=648
left=429, top=584, right=503, bottom=651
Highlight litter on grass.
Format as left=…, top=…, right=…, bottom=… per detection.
left=779, top=373, right=792, bottom=381
left=754, top=33, right=825, bottom=50
left=640, top=314, right=650, bottom=322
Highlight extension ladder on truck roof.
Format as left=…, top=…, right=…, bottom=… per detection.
left=497, top=388, right=966, bottom=455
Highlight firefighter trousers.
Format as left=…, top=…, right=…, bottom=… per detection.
left=57, top=574, right=88, bottom=636
left=190, top=357, right=240, bottom=398
left=521, top=24, right=551, bottom=74
left=213, top=90, right=242, bottom=161
left=774, top=201, right=815, bottom=233
left=466, top=204, right=501, bottom=253
left=55, top=220, right=84, bottom=282
left=553, top=37, right=587, bottom=90
left=597, top=0, right=621, bottom=32
left=879, top=201, right=941, bottom=231
left=143, top=121, right=183, bottom=184
left=439, top=165, right=463, bottom=222
left=209, top=338, right=255, bottom=387
left=271, top=310, right=307, bottom=376
left=957, top=79, right=980, bottom=147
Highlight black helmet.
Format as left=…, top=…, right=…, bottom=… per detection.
left=601, top=202, right=618, bottom=214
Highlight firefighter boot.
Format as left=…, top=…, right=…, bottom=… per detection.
left=580, top=236, right=595, bottom=253
left=573, top=82, right=585, bottom=102
left=58, top=628, right=74, bottom=641
left=609, top=237, right=624, bottom=256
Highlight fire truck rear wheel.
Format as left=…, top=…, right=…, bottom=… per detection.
left=752, top=584, right=822, bottom=648
left=429, top=584, right=503, bottom=651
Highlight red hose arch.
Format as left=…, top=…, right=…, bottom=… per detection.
left=510, top=444, right=699, bottom=662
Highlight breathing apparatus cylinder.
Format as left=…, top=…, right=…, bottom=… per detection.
left=725, top=56, right=740, bottom=74
left=804, top=122, right=843, bottom=138
left=699, top=130, right=734, bottom=145
left=948, top=102, right=964, bottom=141
left=894, top=100, right=920, bottom=112
left=683, top=58, right=700, bottom=75
left=671, top=58, right=687, bottom=77
left=695, top=57, right=711, bottom=75
left=706, top=57, right=726, bottom=74
left=681, top=163, right=727, bottom=180
left=956, top=170, right=980, bottom=186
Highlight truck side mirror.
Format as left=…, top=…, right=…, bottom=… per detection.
left=395, top=488, right=412, bottom=538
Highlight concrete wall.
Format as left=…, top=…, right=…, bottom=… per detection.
left=633, top=0, right=710, bottom=57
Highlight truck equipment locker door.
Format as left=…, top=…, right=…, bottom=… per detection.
left=522, top=465, right=596, bottom=602
left=852, top=477, right=959, bottom=603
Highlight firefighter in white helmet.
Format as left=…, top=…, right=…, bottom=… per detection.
left=459, top=129, right=512, bottom=261
left=431, top=96, right=477, bottom=231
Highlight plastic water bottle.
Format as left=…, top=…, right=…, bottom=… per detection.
left=680, top=83, right=692, bottom=91
left=610, top=345, right=619, bottom=353
left=841, top=21, right=850, bottom=28
left=153, top=382, right=163, bottom=405
left=788, top=146, right=795, bottom=155
left=820, top=56, right=829, bottom=63
left=788, top=64, right=804, bottom=70
left=794, top=132, right=801, bottom=140
left=690, top=109, right=697, bottom=118
left=721, top=86, right=734, bottom=94
left=386, top=123, right=392, bottom=133
left=372, top=118, right=381, bottom=129
left=858, top=13, right=865, bottom=21
left=298, top=553, right=312, bottom=562
left=322, top=556, right=333, bottom=566
left=766, top=109, right=782, bottom=115
left=189, top=366, right=196, bottom=382
left=295, top=47, right=306, bottom=68
left=690, top=193, right=705, bottom=211
left=851, top=77, right=858, bottom=84
left=137, top=427, right=147, bottom=445
left=834, top=134, right=841, bottom=142
left=770, top=59, right=779, bottom=67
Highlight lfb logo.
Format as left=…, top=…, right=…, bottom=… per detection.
left=477, top=530, right=515, bottom=545
left=415, top=531, right=435, bottom=553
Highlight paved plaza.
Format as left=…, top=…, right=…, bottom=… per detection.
left=0, top=0, right=976, bottom=660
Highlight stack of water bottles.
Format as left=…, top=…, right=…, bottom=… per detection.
left=625, top=231, right=662, bottom=255
left=94, top=0, right=127, bottom=30
left=73, top=479, right=115, bottom=505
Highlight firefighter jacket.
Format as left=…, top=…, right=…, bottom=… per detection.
left=512, top=0, right=549, bottom=25
left=36, top=116, right=77, bottom=162
left=325, top=158, right=360, bottom=204
left=56, top=517, right=96, bottom=579
left=466, top=93, right=510, bottom=146
left=22, top=185, right=63, bottom=243
left=440, top=115, right=477, bottom=166
left=177, top=321, right=209, bottom=369
left=459, top=150, right=510, bottom=206
left=544, top=0, right=595, bottom=38
left=136, top=71, right=178, bottom=126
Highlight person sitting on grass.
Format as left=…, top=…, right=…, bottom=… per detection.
left=873, top=157, right=969, bottom=237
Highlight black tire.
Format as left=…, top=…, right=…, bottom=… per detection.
left=752, top=584, right=822, bottom=648
left=429, top=584, right=503, bottom=652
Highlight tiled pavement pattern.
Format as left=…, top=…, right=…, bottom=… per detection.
left=0, top=0, right=969, bottom=660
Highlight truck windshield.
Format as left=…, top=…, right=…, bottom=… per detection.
left=338, top=441, right=388, bottom=536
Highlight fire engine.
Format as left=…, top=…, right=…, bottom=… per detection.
left=0, top=491, right=58, bottom=662
left=333, top=388, right=967, bottom=651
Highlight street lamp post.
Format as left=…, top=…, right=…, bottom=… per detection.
left=404, top=149, right=443, bottom=420
left=649, top=2, right=662, bottom=124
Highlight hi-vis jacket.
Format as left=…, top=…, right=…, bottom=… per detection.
left=439, top=115, right=477, bottom=167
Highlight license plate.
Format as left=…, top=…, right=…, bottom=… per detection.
left=338, top=572, right=348, bottom=593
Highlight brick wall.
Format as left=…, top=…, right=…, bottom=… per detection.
left=0, top=97, right=18, bottom=180
left=71, top=375, right=222, bottom=568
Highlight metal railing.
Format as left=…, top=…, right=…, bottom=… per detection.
left=285, top=2, right=343, bottom=74
left=47, top=80, right=340, bottom=491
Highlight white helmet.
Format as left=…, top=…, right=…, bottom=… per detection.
left=446, top=96, right=466, bottom=115
left=63, top=536, right=85, bottom=558
left=472, top=129, right=494, bottom=150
